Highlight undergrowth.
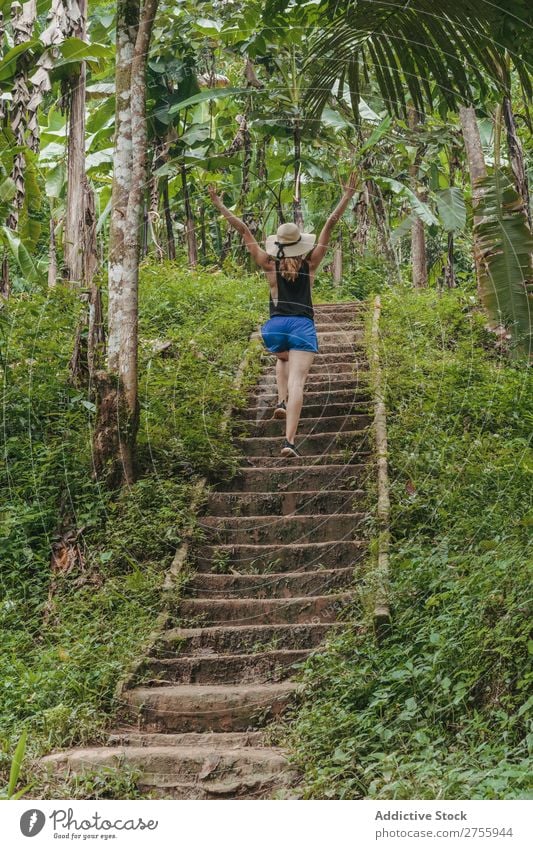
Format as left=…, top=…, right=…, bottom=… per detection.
left=289, top=286, right=532, bottom=799
left=0, top=262, right=263, bottom=790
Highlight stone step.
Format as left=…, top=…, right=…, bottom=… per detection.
left=255, top=329, right=363, bottom=344
left=316, top=342, right=364, bottom=355
left=260, top=352, right=365, bottom=368
left=219, top=460, right=368, bottom=492
left=134, top=778, right=285, bottom=800
left=236, top=414, right=371, bottom=438
left=244, top=452, right=371, bottom=466
left=155, top=623, right=338, bottom=656
left=308, top=325, right=357, bottom=335
left=238, top=429, right=370, bottom=457
left=241, top=401, right=371, bottom=422
left=313, top=303, right=363, bottom=314
left=205, top=489, right=366, bottom=517
left=199, top=513, right=367, bottom=545
left=262, top=361, right=361, bottom=377
left=187, top=567, right=356, bottom=598
left=192, top=540, right=367, bottom=572
left=42, top=745, right=294, bottom=796
left=178, top=592, right=354, bottom=626
left=121, top=682, right=298, bottom=732
left=136, top=649, right=311, bottom=685
left=251, top=364, right=370, bottom=386
left=255, top=379, right=368, bottom=409
left=108, top=731, right=266, bottom=748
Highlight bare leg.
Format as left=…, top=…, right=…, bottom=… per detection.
left=286, top=350, right=315, bottom=444
left=275, top=352, right=289, bottom=403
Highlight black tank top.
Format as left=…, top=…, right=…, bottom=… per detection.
left=269, top=260, right=314, bottom=320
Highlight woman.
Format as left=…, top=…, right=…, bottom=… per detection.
left=208, top=173, right=359, bottom=457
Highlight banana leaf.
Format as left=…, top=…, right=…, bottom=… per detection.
left=475, top=169, right=533, bottom=354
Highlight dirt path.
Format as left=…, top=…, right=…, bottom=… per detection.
left=44, top=301, right=372, bottom=798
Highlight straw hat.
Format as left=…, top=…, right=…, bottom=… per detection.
left=265, top=222, right=316, bottom=259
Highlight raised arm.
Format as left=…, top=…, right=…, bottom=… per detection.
left=308, top=172, right=360, bottom=271
left=207, top=186, right=273, bottom=270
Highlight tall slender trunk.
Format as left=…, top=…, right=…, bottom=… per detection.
left=408, top=105, right=427, bottom=288
left=2, top=0, right=36, bottom=297
left=162, top=176, right=176, bottom=260
left=459, top=104, right=488, bottom=298
left=444, top=233, right=456, bottom=289
left=293, top=121, right=304, bottom=228
left=63, top=0, right=89, bottom=284
left=199, top=203, right=207, bottom=263
left=503, top=96, right=531, bottom=231
left=353, top=183, right=370, bottom=253
left=48, top=218, right=58, bottom=288
left=181, top=165, right=198, bottom=267
left=369, top=179, right=398, bottom=269
left=147, top=142, right=163, bottom=260
left=443, top=152, right=459, bottom=289
left=332, top=232, right=343, bottom=285
left=94, top=0, right=158, bottom=487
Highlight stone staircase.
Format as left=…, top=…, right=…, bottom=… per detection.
left=43, top=301, right=372, bottom=798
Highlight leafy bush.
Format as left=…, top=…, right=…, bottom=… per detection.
left=289, top=287, right=532, bottom=799
left=0, top=262, right=263, bottom=778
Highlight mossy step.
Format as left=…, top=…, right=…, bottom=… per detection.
left=154, top=623, right=340, bottom=655
left=187, top=567, right=356, bottom=598
left=206, top=489, right=366, bottom=517
left=192, top=539, right=367, bottom=571
left=198, top=512, right=367, bottom=544
left=136, top=649, right=310, bottom=685
left=178, top=592, right=354, bottom=626
left=121, top=682, right=298, bottom=733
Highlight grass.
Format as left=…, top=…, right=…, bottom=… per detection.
left=0, top=261, right=263, bottom=793
left=288, top=286, right=532, bottom=800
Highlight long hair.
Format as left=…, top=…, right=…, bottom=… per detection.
left=279, top=256, right=305, bottom=282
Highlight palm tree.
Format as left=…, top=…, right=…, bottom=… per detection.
left=303, top=1, right=507, bottom=119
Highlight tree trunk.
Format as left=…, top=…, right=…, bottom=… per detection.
left=181, top=165, right=198, bottom=267
left=459, top=105, right=487, bottom=212
left=369, top=179, right=397, bottom=268
left=408, top=105, right=427, bottom=288
left=69, top=165, right=104, bottom=385
left=353, top=183, right=370, bottom=254
left=94, top=0, right=158, bottom=487
left=443, top=151, right=459, bottom=289
left=443, top=233, right=456, bottom=289
left=162, top=177, right=176, bottom=260
left=63, top=0, right=88, bottom=284
left=3, top=0, right=37, bottom=296
left=459, top=104, right=488, bottom=297
left=332, top=233, right=343, bottom=286
left=199, top=203, right=207, bottom=263
left=48, top=218, right=58, bottom=288
left=503, top=96, right=531, bottom=231
left=293, top=122, right=304, bottom=228
left=146, top=142, right=164, bottom=260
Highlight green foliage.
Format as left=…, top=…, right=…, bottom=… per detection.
left=0, top=263, right=262, bottom=787
left=288, top=287, right=532, bottom=799
left=475, top=169, right=533, bottom=354
left=0, top=730, right=30, bottom=799
left=305, top=1, right=506, bottom=119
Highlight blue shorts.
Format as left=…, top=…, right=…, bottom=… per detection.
left=261, top=315, right=319, bottom=354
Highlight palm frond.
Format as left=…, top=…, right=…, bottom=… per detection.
left=304, top=1, right=507, bottom=119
